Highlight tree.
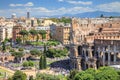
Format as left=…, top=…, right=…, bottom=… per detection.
left=8, top=77, right=13, bottom=80
left=29, top=29, right=38, bottom=41
left=39, top=55, right=44, bottom=69
left=38, top=30, right=47, bottom=40
left=30, top=49, right=41, bottom=57
left=12, top=70, right=27, bottom=80
left=71, top=66, right=119, bottom=80
left=19, top=30, right=28, bottom=43
left=46, top=48, right=68, bottom=58
left=23, top=61, right=34, bottom=68
left=74, top=71, right=94, bottom=80
left=2, top=41, right=6, bottom=52
left=18, top=47, right=24, bottom=51
left=16, top=38, right=22, bottom=44
left=29, top=61, right=34, bottom=67
left=67, top=69, right=79, bottom=80
left=7, top=38, right=12, bottom=47
left=36, top=73, right=62, bottom=80
left=11, top=51, right=24, bottom=63
left=95, top=67, right=119, bottom=80
left=43, top=44, right=47, bottom=68
left=59, top=17, right=71, bottom=23
left=23, top=61, right=29, bottom=67
left=39, top=44, right=47, bottom=69
left=29, top=76, right=34, bottom=80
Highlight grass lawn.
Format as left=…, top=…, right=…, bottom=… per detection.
left=0, top=68, right=14, bottom=78
left=31, top=41, right=44, bottom=46
left=30, top=40, right=60, bottom=46
left=47, top=40, right=60, bottom=46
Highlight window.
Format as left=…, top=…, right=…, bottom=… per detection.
left=101, top=24, right=103, bottom=27
left=99, top=28, right=102, bottom=32
left=109, top=24, right=112, bottom=28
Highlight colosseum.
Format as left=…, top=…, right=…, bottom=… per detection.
left=69, top=18, right=120, bottom=70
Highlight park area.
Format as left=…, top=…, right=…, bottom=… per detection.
left=26, top=40, right=60, bottom=46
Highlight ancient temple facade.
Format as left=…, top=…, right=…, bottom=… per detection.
left=69, top=18, right=120, bottom=70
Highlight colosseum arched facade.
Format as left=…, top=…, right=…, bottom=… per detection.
left=70, top=18, right=120, bottom=70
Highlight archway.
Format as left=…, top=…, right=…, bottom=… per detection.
left=78, top=46, right=82, bottom=55
left=81, top=59, right=85, bottom=70
left=116, top=53, right=120, bottom=61
left=4, top=57, right=8, bottom=61
left=96, top=51, right=99, bottom=58
left=90, top=65, right=93, bottom=68
left=0, top=58, right=4, bottom=62
left=86, top=64, right=88, bottom=69
left=105, top=52, right=108, bottom=61
left=110, top=53, right=114, bottom=62
left=86, top=51, right=88, bottom=56
left=96, top=60, right=100, bottom=68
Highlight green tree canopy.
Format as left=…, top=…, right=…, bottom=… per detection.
left=38, top=30, right=47, bottom=40
left=12, top=70, right=27, bottom=80
left=95, top=67, right=119, bottom=80
left=70, top=67, right=119, bottom=80
left=2, top=41, right=6, bottom=51
left=19, top=30, right=28, bottom=43
left=29, top=29, right=38, bottom=41
left=30, top=49, right=41, bottom=56
left=46, top=48, right=68, bottom=58
left=23, top=61, right=34, bottom=68
left=11, top=51, right=24, bottom=63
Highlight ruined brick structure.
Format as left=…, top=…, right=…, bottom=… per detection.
left=70, top=18, right=120, bottom=70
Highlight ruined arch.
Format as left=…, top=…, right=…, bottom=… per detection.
left=78, top=46, right=82, bottom=55
left=110, top=52, right=114, bottom=62
left=4, top=57, right=8, bottom=61
left=105, top=52, right=108, bottom=61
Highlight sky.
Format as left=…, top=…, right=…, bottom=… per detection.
left=0, top=0, right=120, bottom=17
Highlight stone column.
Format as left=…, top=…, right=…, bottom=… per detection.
left=84, top=63, right=86, bottom=70
left=114, top=53, right=116, bottom=64
left=93, top=58, right=97, bottom=70
left=107, top=45, right=111, bottom=65
left=76, top=58, right=81, bottom=70
left=84, top=49, right=86, bottom=57
left=20, top=57, right=23, bottom=63
left=89, top=48, right=93, bottom=58
left=74, top=46, right=78, bottom=57
left=108, top=52, right=111, bottom=65
left=98, top=47, right=101, bottom=58
left=114, top=46, right=117, bottom=64
left=102, top=48, right=105, bottom=66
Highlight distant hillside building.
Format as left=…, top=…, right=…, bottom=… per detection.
left=0, top=21, right=14, bottom=42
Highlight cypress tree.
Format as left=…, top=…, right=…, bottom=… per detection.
left=2, top=41, right=6, bottom=51
left=43, top=55, right=47, bottom=69
left=43, top=44, right=47, bottom=69
left=39, top=55, right=44, bottom=69
left=39, top=44, right=47, bottom=69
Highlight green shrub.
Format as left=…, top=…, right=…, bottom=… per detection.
left=18, top=48, right=24, bottom=51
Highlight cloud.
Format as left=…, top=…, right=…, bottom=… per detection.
left=24, top=2, right=34, bottom=7
left=1, top=1, right=120, bottom=17
left=97, top=2, right=120, bottom=13
left=58, top=0, right=64, bottom=2
left=9, top=2, right=34, bottom=7
left=58, top=0, right=92, bottom=5
left=0, top=6, right=94, bottom=17
left=67, top=1, right=92, bottom=5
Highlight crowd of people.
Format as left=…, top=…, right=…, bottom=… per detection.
left=50, top=59, right=70, bottom=75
